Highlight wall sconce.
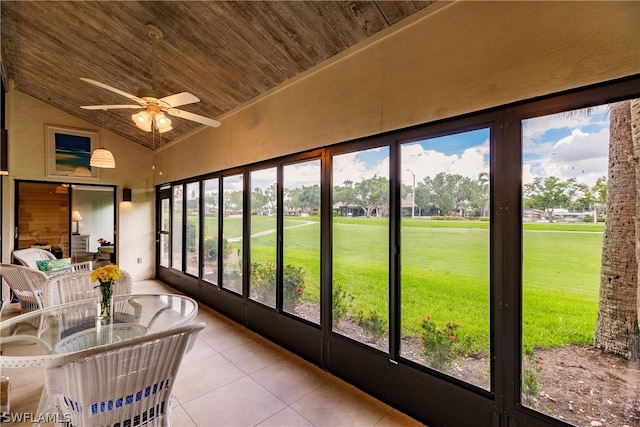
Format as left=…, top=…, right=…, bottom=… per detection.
left=72, top=210, right=83, bottom=234
left=123, top=188, right=132, bottom=202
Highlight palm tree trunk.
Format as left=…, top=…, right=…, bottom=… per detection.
left=594, top=100, right=640, bottom=359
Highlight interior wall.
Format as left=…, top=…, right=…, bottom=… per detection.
left=154, top=1, right=639, bottom=183
left=3, top=90, right=156, bottom=280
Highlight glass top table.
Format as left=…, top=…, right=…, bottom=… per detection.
left=0, top=293, right=198, bottom=368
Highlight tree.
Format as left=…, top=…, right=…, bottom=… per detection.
left=353, top=175, right=389, bottom=218
left=287, top=184, right=320, bottom=214
left=593, top=176, right=608, bottom=220
left=333, top=180, right=358, bottom=207
left=421, top=172, right=486, bottom=217
left=594, top=100, right=640, bottom=360
left=523, top=176, right=577, bottom=222
left=205, top=191, right=218, bottom=213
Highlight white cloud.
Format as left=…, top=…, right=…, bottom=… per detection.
left=283, top=161, right=321, bottom=189
left=523, top=118, right=609, bottom=186
left=402, top=140, right=490, bottom=185
left=333, top=150, right=389, bottom=186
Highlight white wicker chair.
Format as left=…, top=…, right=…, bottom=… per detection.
left=0, top=263, right=48, bottom=313
left=12, top=248, right=57, bottom=270
left=42, top=270, right=133, bottom=307
left=13, top=248, right=93, bottom=276
left=41, top=322, right=205, bottom=427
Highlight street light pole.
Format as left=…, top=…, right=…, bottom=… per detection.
left=407, top=169, right=415, bottom=219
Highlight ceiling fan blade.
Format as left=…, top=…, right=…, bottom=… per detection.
left=80, top=78, right=146, bottom=105
left=166, top=109, right=221, bottom=128
left=81, top=105, right=144, bottom=110
left=159, top=92, right=200, bottom=108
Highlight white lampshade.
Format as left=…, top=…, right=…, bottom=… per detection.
left=132, top=110, right=152, bottom=132
left=72, top=210, right=83, bottom=221
left=90, top=148, right=116, bottom=168
left=154, top=112, right=173, bottom=133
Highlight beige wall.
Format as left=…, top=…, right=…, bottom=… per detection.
left=3, top=90, right=156, bottom=280
left=3, top=1, right=639, bottom=281
left=155, top=1, right=639, bottom=182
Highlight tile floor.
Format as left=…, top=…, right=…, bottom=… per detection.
left=1, top=279, right=425, bottom=426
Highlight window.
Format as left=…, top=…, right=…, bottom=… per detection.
left=249, top=167, right=278, bottom=307
left=400, top=128, right=491, bottom=390
left=283, top=160, right=321, bottom=323
left=159, top=197, right=170, bottom=268
left=203, top=178, right=219, bottom=285
left=332, top=147, right=389, bottom=350
left=222, top=174, right=243, bottom=294
left=172, top=185, right=183, bottom=270
left=520, top=103, right=623, bottom=425
left=185, top=182, right=200, bottom=276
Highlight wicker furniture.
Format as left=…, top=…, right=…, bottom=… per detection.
left=42, top=270, right=133, bottom=307
left=40, top=322, right=205, bottom=427
left=0, top=264, right=48, bottom=313
left=12, top=248, right=93, bottom=276
left=12, top=248, right=56, bottom=270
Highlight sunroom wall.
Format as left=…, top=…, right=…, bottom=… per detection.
left=153, top=1, right=639, bottom=183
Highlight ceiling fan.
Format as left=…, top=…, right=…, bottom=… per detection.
left=79, top=24, right=221, bottom=134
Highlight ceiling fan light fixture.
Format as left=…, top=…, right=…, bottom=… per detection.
left=90, top=148, right=116, bottom=168
left=154, top=112, right=172, bottom=133
left=132, top=110, right=153, bottom=132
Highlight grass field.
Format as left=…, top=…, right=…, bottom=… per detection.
left=213, top=215, right=604, bottom=352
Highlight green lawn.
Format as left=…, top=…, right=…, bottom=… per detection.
left=212, top=216, right=604, bottom=352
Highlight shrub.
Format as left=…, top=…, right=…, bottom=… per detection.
left=203, top=237, right=232, bottom=260
left=522, top=346, right=541, bottom=397
left=249, top=261, right=306, bottom=310
left=283, top=264, right=305, bottom=311
left=332, top=281, right=354, bottom=324
left=420, top=314, right=469, bottom=369
left=356, top=310, right=387, bottom=342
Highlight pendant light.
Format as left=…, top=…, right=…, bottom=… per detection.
left=90, top=109, right=116, bottom=168
left=90, top=148, right=116, bottom=168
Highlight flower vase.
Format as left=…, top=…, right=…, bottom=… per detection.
left=97, top=281, right=114, bottom=320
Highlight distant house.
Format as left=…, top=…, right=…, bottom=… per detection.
left=333, top=202, right=366, bottom=217
left=523, top=208, right=545, bottom=220
left=401, top=196, right=415, bottom=217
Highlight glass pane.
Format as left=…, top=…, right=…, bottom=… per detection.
left=203, top=178, right=219, bottom=285
left=17, top=182, right=69, bottom=257
left=249, top=168, right=278, bottom=307
left=521, top=104, right=638, bottom=425
left=172, top=185, right=183, bottom=270
left=185, top=182, right=200, bottom=276
left=332, top=148, right=389, bottom=351
left=283, top=160, right=321, bottom=323
left=400, top=128, right=491, bottom=391
left=160, top=198, right=170, bottom=268
left=222, top=174, right=243, bottom=294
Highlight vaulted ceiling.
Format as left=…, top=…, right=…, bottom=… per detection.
left=1, top=1, right=432, bottom=149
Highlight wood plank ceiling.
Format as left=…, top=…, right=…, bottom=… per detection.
left=1, top=1, right=432, bottom=149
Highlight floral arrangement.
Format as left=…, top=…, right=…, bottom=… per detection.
left=91, top=264, right=122, bottom=284
left=92, top=264, right=122, bottom=319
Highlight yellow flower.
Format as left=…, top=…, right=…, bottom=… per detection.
left=91, top=264, right=122, bottom=283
